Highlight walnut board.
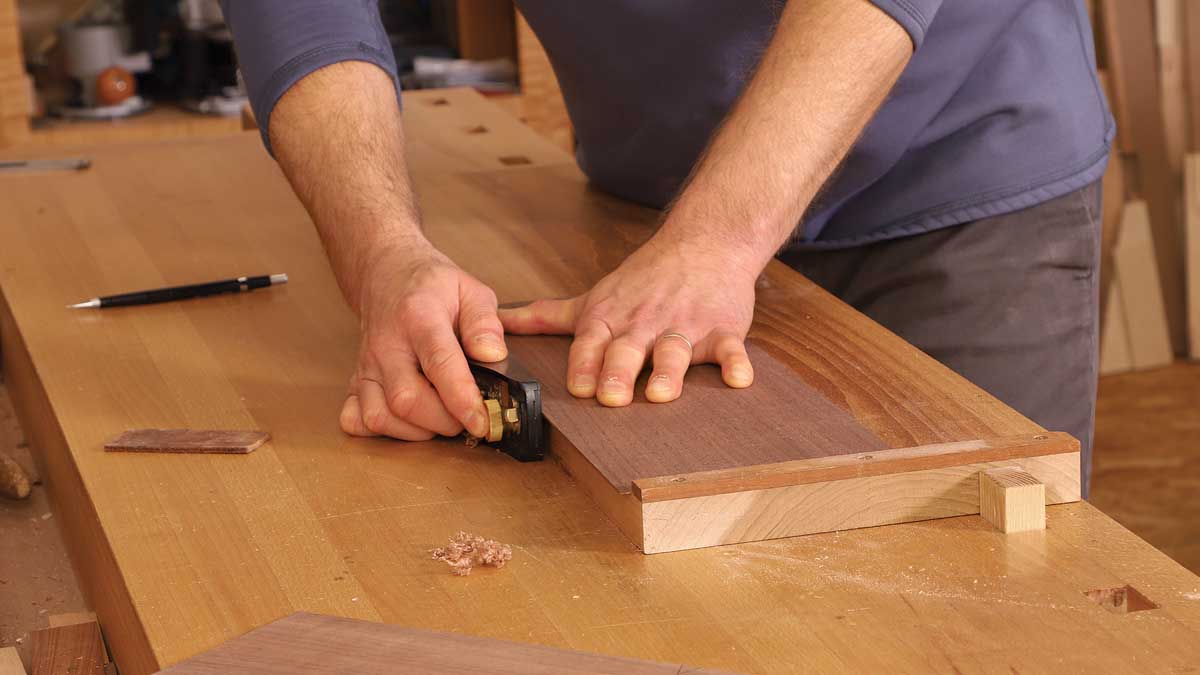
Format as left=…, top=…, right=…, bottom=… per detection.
left=30, top=621, right=107, bottom=675
left=0, top=89, right=1197, bottom=674
left=156, top=612, right=734, bottom=675
left=503, top=332, right=1078, bottom=552
left=505, top=335, right=888, bottom=494
left=105, top=429, right=269, bottom=454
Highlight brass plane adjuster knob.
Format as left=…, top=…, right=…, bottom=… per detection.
left=483, top=398, right=504, bottom=443
left=467, top=359, right=545, bottom=462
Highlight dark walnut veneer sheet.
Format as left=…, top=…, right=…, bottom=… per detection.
left=505, top=335, right=887, bottom=493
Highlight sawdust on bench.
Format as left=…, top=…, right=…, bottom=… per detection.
left=430, top=532, right=513, bottom=576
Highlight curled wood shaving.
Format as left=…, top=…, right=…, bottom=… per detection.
left=430, top=531, right=513, bottom=576
left=0, top=452, right=31, bottom=500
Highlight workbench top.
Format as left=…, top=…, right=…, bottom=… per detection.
left=0, top=89, right=1197, bottom=674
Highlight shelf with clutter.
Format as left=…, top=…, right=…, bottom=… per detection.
left=0, top=0, right=571, bottom=152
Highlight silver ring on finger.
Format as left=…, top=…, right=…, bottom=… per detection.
left=658, top=331, right=694, bottom=351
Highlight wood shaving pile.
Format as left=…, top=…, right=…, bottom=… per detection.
left=0, top=452, right=31, bottom=500
left=430, top=531, right=513, bottom=576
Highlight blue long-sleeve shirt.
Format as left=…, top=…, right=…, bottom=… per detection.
left=220, top=1, right=1112, bottom=249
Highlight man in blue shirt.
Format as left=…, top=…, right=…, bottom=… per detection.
left=222, top=1, right=1112, bottom=492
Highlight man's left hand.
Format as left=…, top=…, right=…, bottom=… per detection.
left=498, top=234, right=758, bottom=406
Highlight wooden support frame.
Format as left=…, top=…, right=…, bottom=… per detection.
left=552, top=431, right=1078, bottom=554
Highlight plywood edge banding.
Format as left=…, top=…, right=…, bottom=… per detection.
left=632, top=432, right=1078, bottom=503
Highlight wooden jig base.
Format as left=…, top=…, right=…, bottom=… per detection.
left=552, top=432, right=1078, bottom=553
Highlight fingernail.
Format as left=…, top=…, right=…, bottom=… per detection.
left=648, top=374, right=672, bottom=394
left=473, top=333, right=505, bottom=360
left=592, top=374, right=624, bottom=401
left=730, top=365, right=753, bottom=386
left=598, top=376, right=625, bottom=398
left=572, top=373, right=595, bottom=393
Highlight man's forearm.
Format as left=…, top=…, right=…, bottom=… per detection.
left=662, top=0, right=912, bottom=271
left=270, top=60, right=427, bottom=313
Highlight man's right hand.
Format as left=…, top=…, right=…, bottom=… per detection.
left=263, top=60, right=505, bottom=441
left=339, top=243, right=507, bottom=441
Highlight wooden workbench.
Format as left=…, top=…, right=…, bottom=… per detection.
left=1, top=89, right=1198, bottom=674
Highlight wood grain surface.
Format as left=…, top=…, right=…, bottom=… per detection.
left=1114, top=200, right=1174, bottom=369
left=506, top=335, right=886, bottom=493
left=25, top=107, right=243, bottom=149
left=632, top=432, right=1077, bottom=503
left=515, top=11, right=573, bottom=153
left=48, top=613, right=111, bottom=664
left=1100, top=281, right=1134, bottom=375
left=1100, top=0, right=1187, bottom=354
left=979, top=467, right=1047, bottom=534
left=416, top=161, right=1039, bottom=451
left=450, top=0, right=515, bottom=62
left=438, top=153, right=1079, bottom=547
left=640, top=451, right=1078, bottom=554
left=104, top=429, right=269, bottom=454
left=1092, top=360, right=1200, bottom=573
left=0, top=89, right=1197, bottom=674
left=30, top=622, right=106, bottom=675
left=0, top=0, right=31, bottom=147
left=1096, top=70, right=1125, bottom=331
left=1187, top=1, right=1200, bottom=153
left=1156, top=0, right=1186, bottom=176
left=0, top=647, right=24, bottom=675
left=1187, top=155, right=1200, bottom=359
left=157, top=612, right=734, bottom=675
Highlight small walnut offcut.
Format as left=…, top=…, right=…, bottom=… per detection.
left=104, top=429, right=270, bottom=455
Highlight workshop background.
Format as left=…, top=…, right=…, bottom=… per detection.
left=0, top=0, right=1198, bottom=670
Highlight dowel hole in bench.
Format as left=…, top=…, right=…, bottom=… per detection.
left=1084, top=585, right=1159, bottom=613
